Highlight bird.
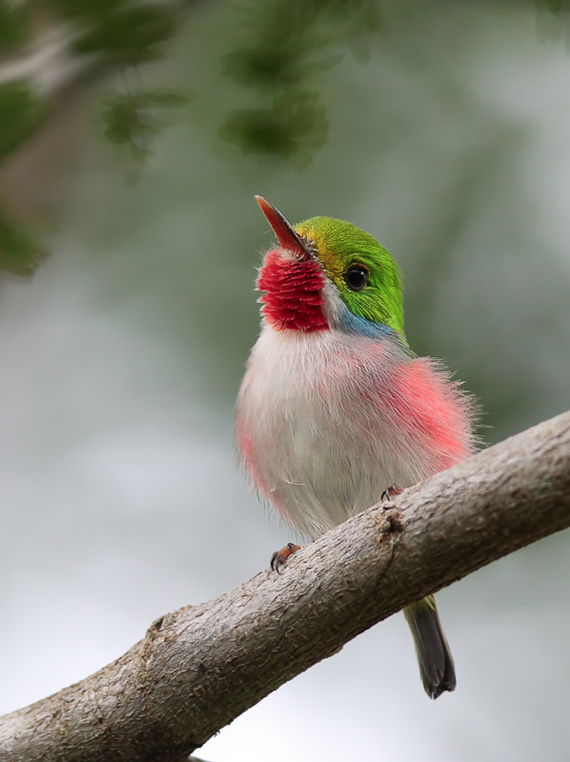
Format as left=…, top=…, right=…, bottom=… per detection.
left=235, top=195, right=476, bottom=699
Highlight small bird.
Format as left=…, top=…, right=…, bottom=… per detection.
left=236, top=196, right=476, bottom=699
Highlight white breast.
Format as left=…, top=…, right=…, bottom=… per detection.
left=236, top=326, right=436, bottom=540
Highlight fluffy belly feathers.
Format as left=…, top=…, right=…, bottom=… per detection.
left=236, top=327, right=473, bottom=540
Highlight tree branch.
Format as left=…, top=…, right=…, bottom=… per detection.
left=1, top=411, right=569, bottom=762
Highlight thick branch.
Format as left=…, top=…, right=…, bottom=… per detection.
left=1, top=411, right=569, bottom=762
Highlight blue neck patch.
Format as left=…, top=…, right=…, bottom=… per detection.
left=339, top=304, right=399, bottom=341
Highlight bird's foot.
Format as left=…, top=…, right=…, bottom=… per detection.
left=381, top=483, right=404, bottom=503
left=270, top=542, right=301, bottom=573
left=380, top=483, right=403, bottom=532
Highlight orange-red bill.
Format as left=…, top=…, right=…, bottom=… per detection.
left=255, top=195, right=307, bottom=256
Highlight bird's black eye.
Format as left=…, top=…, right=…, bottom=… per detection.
left=344, top=264, right=369, bottom=292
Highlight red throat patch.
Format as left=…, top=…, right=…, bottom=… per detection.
left=257, top=249, right=329, bottom=332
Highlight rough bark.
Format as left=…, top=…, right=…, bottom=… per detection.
left=1, top=410, right=569, bottom=762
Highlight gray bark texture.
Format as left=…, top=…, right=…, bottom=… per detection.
left=1, top=410, right=569, bottom=762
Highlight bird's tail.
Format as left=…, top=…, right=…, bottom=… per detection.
left=403, top=596, right=456, bottom=699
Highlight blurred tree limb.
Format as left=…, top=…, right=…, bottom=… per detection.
left=0, top=410, right=568, bottom=761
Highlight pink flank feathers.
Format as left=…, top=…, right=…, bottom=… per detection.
left=390, top=358, right=475, bottom=473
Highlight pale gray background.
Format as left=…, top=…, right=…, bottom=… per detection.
left=1, top=3, right=570, bottom=761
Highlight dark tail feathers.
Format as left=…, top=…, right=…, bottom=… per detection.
left=404, top=596, right=456, bottom=699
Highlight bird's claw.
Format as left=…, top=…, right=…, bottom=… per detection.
left=270, top=542, right=301, bottom=573
left=381, top=483, right=404, bottom=502
left=381, top=483, right=403, bottom=504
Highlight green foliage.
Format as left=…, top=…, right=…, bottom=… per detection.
left=0, top=0, right=29, bottom=52
left=72, top=4, right=177, bottom=65
left=2, top=0, right=556, bottom=280
left=51, top=0, right=123, bottom=18
left=535, top=0, right=570, bottom=41
left=0, top=1, right=186, bottom=271
left=219, top=90, right=328, bottom=167
left=0, top=206, right=44, bottom=276
left=49, top=0, right=177, bottom=64
left=0, top=81, right=45, bottom=275
left=220, top=0, right=381, bottom=164
left=0, top=82, right=45, bottom=165
left=52, top=0, right=185, bottom=171
left=102, top=89, right=190, bottom=178
left=537, top=0, right=563, bottom=13
left=51, top=0, right=176, bottom=64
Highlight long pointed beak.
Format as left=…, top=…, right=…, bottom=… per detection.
left=255, top=196, right=308, bottom=257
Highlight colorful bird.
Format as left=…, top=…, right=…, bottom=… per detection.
left=236, top=196, right=476, bottom=699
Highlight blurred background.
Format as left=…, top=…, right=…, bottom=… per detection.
left=1, top=0, right=570, bottom=760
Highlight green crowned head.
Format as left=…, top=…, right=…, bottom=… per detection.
left=294, top=216, right=406, bottom=339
